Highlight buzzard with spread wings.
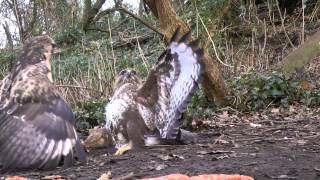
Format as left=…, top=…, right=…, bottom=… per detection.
left=0, top=36, right=86, bottom=171
left=105, top=28, right=204, bottom=155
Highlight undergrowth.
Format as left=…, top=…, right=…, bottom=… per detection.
left=227, top=70, right=320, bottom=111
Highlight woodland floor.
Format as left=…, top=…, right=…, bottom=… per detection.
left=1, top=106, right=320, bottom=180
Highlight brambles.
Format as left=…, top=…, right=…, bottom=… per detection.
left=228, top=70, right=320, bottom=111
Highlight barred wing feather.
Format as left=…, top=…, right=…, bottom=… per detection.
left=137, top=28, right=204, bottom=140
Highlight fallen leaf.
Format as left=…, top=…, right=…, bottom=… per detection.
left=215, top=139, right=229, bottom=144
left=170, top=153, right=185, bottom=160
left=296, top=139, right=307, bottom=145
left=271, top=108, right=280, bottom=114
left=97, top=171, right=111, bottom=180
left=197, top=150, right=208, bottom=155
left=155, top=164, right=168, bottom=171
left=289, top=106, right=295, bottom=112
left=249, top=123, right=262, bottom=128
left=218, top=111, right=230, bottom=120
left=157, top=154, right=171, bottom=161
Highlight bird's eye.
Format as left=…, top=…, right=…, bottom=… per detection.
left=119, top=70, right=126, bottom=75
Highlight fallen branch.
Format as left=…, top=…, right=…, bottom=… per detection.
left=114, top=33, right=154, bottom=49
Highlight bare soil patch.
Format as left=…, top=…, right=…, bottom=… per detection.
left=2, top=106, right=320, bottom=180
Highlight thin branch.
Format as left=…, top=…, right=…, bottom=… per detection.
left=276, top=0, right=296, bottom=49
left=117, top=7, right=163, bottom=36
left=107, top=17, right=117, bottom=77
left=301, top=0, right=305, bottom=44
left=196, top=6, right=233, bottom=68
left=12, top=0, right=24, bottom=41
left=94, top=6, right=163, bottom=36
left=86, top=19, right=128, bottom=33
left=24, top=0, right=38, bottom=39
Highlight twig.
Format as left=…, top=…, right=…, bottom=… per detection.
left=261, top=18, right=267, bottom=55
left=133, top=21, right=150, bottom=73
left=262, top=126, right=295, bottom=133
left=94, top=6, right=163, bottom=37
left=107, top=17, right=117, bottom=77
left=266, top=174, right=298, bottom=179
left=275, top=0, right=296, bottom=49
left=255, top=119, right=305, bottom=125
left=301, top=0, right=305, bottom=44
left=86, top=19, right=128, bottom=34
left=195, top=6, right=233, bottom=68
left=113, top=172, right=138, bottom=180
left=117, top=6, right=163, bottom=37
left=115, top=34, right=153, bottom=49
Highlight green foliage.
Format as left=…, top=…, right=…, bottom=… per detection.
left=53, top=26, right=84, bottom=46
left=300, top=88, right=320, bottom=107
left=228, top=70, right=320, bottom=111
left=73, top=99, right=107, bottom=130
left=0, top=51, right=16, bottom=78
left=187, top=89, right=216, bottom=118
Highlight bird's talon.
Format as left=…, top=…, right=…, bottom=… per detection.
left=114, top=143, right=133, bottom=156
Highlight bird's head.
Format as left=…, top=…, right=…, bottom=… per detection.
left=113, top=69, right=140, bottom=89
left=14, top=35, right=60, bottom=82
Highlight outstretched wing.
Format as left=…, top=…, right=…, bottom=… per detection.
left=0, top=96, right=86, bottom=170
left=137, top=28, right=204, bottom=139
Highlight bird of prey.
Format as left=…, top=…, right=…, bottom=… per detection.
left=105, top=28, right=204, bottom=155
left=0, top=35, right=86, bottom=171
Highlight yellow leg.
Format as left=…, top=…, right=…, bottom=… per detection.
left=114, top=141, right=133, bottom=156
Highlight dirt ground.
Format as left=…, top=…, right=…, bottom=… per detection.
left=1, top=106, right=320, bottom=180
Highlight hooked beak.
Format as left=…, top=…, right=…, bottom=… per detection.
left=52, top=43, right=61, bottom=54
left=53, top=47, right=61, bottom=54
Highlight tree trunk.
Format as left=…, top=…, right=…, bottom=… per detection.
left=143, top=0, right=229, bottom=104
left=81, top=0, right=106, bottom=31
left=10, top=0, right=38, bottom=42
left=2, top=22, right=13, bottom=50
left=138, top=0, right=144, bottom=16
left=282, top=30, right=320, bottom=77
left=11, top=0, right=25, bottom=41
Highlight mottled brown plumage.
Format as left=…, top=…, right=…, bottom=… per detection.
left=105, top=29, right=204, bottom=155
left=0, top=35, right=86, bottom=171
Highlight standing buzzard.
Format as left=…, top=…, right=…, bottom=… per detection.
left=105, top=28, right=204, bottom=155
left=0, top=35, right=86, bottom=171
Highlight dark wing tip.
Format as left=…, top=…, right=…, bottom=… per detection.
left=156, top=50, right=168, bottom=64
left=170, top=26, right=181, bottom=43
left=188, top=39, right=200, bottom=50
left=178, top=31, right=191, bottom=43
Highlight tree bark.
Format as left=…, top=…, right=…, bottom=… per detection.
left=81, top=0, right=107, bottom=31
left=2, top=22, right=13, bottom=50
left=143, top=0, right=229, bottom=104
left=11, top=0, right=24, bottom=41
left=9, top=0, right=38, bottom=42
left=282, top=30, right=320, bottom=77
